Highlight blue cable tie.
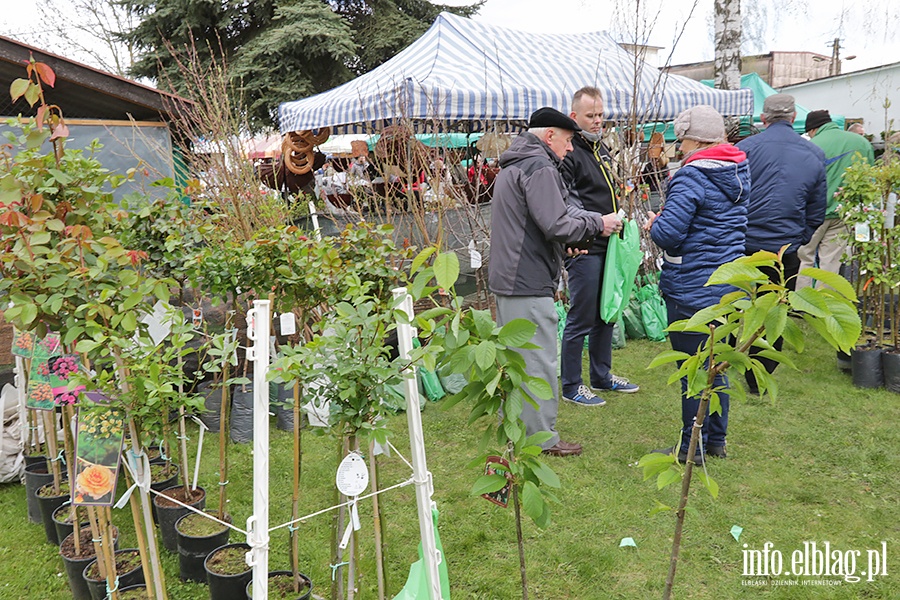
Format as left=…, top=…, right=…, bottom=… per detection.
left=218, top=480, right=229, bottom=486
left=105, top=576, right=120, bottom=595
left=288, top=524, right=299, bottom=533
left=330, top=561, right=349, bottom=581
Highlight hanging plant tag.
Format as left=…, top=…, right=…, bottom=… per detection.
left=141, top=301, right=173, bottom=345
left=468, top=240, right=482, bottom=269
left=11, top=328, right=35, bottom=358
left=481, top=455, right=512, bottom=508
left=32, top=331, right=61, bottom=360
left=336, top=452, right=369, bottom=497
left=280, top=312, right=297, bottom=336
left=192, top=307, right=203, bottom=328
left=74, top=391, right=125, bottom=506
left=25, top=357, right=56, bottom=411
left=48, top=354, right=84, bottom=405
left=854, top=223, right=871, bottom=243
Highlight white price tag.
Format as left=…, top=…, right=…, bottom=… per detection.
left=336, top=452, right=369, bottom=497
left=468, top=240, right=482, bottom=269
left=279, top=312, right=297, bottom=336
left=855, top=223, right=871, bottom=243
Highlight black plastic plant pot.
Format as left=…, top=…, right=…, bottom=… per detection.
left=175, top=511, right=231, bottom=582
left=274, top=383, right=296, bottom=432
left=883, top=349, right=900, bottom=393
left=197, top=380, right=223, bottom=433
left=836, top=350, right=852, bottom=372
left=24, top=454, right=48, bottom=467
left=118, top=584, right=149, bottom=599
left=82, top=548, right=145, bottom=600
left=205, top=543, right=252, bottom=600
left=245, top=570, right=313, bottom=600
left=851, top=346, right=884, bottom=388
left=52, top=504, right=91, bottom=547
left=37, top=481, right=70, bottom=545
left=149, top=463, right=180, bottom=523
left=59, top=527, right=119, bottom=600
left=23, top=462, right=54, bottom=524
left=153, top=485, right=206, bottom=553
left=231, top=386, right=254, bottom=443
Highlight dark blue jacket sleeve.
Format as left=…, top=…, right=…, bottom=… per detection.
left=650, top=171, right=701, bottom=252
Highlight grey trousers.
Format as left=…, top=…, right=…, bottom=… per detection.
left=495, top=295, right=560, bottom=449
left=796, top=218, right=849, bottom=290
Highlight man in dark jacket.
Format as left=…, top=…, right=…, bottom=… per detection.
left=559, top=86, right=639, bottom=408
left=736, top=94, right=826, bottom=393
left=489, top=107, right=619, bottom=457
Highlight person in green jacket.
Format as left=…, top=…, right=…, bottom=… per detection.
left=796, top=109, right=875, bottom=289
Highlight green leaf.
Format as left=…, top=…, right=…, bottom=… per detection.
left=529, top=460, right=561, bottom=488
left=471, top=474, right=508, bottom=496
left=9, top=78, right=29, bottom=101
left=740, top=306, right=767, bottom=343
left=24, top=83, right=40, bottom=107
left=121, top=291, right=144, bottom=312
left=650, top=500, right=673, bottom=516
left=472, top=310, right=495, bottom=339
left=524, top=431, right=555, bottom=448
left=684, top=304, right=730, bottom=329
left=763, top=304, right=788, bottom=342
left=696, top=470, right=719, bottom=499
left=497, top=319, right=537, bottom=347
left=474, top=340, right=496, bottom=370
left=657, top=467, right=682, bottom=490
left=756, top=349, right=797, bottom=371
left=781, top=317, right=805, bottom=352
left=522, top=481, right=544, bottom=520
left=433, top=252, right=459, bottom=291
left=409, top=246, right=436, bottom=277
left=526, top=376, right=552, bottom=400
left=647, top=349, right=691, bottom=369
left=504, top=388, right=524, bottom=421
left=788, top=287, right=828, bottom=317
left=798, top=268, right=856, bottom=301
left=20, top=303, right=38, bottom=325
left=706, top=263, right=767, bottom=286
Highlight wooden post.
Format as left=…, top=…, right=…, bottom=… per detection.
left=42, top=409, right=61, bottom=494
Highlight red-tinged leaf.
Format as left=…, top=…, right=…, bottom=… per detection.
left=10, top=78, right=29, bottom=101
left=33, top=62, right=55, bottom=87
left=35, top=104, right=46, bottom=130
left=29, top=194, right=42, bottom=213
left=50, top=122, right=69, bottom=141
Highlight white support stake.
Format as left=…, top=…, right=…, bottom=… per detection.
left=247, top=300, right=271, bottom=600
left=15, top=356, right=27, bottom=450
left=192, top=417, right=207, bottom=491
left=392, top=288, right=443, bottom=600
left=308, top=199, right=322, bottom=241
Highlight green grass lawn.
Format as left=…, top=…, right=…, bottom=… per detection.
left=1, top=325, right=898, bottom=599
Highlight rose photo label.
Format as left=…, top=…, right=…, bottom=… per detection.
left=74, top=391, right=126, bottom=506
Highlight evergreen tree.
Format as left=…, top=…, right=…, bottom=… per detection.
left=123, top=0, right=480, bottom=130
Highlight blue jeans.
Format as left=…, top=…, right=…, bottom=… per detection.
left=666, top=298, right=730, bottom=452
left=561, top=253, right=614, bottom=398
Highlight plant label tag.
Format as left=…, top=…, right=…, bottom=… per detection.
left=192, top=307, right=203, bottom=328
left=481, top=455, right=511, bottom=508
left=280, top=312, right=297, bottom=336
left=468, top=240, right=482, bottom=269
left=336, top=452, right=369, bottom=497
left=142, top=301, right=172, bottom=345
left=855, top=223, right=871, bottom=242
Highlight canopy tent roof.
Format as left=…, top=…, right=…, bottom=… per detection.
left=279, top=12, right=753, bottom=134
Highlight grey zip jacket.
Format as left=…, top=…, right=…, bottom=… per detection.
left=489, top=131, right=606, bottom=297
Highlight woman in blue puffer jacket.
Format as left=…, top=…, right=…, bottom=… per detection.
left=645, top=104, right=750, bottom=464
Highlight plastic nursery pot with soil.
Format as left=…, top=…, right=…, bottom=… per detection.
left=23, top=461, right=54, bottom=524
left=175, top=510, right=232, bottom=582
left=246, top=571, right=313, bottom=600
left=204, top=542, right=252, bottom=600
left=52, top=503, right=91, bottom=546
left=883, top=348, right=900, bottom=393
left=36, top=480, right=71, bottom=545
left=24, top=453, right=48, bottom=467
left=153, top=485, right=206, bottom=552
left=82, top=548, right=144, bottom=600
left=230, top=385, right=254, bottom=443
left=59, top=526, right=119, bottom=600
left=118, top=584, right=149, bottom=599
left=149, top=462, right=180, bottom=523
left=851, top=343, right=884, bottom=388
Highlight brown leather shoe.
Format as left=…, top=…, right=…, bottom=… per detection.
left=541, top=440, right=583, bottom=457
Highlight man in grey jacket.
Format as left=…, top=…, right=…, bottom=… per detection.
left=489, top=107, right=620, bottom=457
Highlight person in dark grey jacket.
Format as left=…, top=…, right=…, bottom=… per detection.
left=489, top=107, right=619, bottom=457
left=735, top=93, right=826, bottom=393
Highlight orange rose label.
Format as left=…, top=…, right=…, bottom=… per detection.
left=76, top=464, right=116, bottom=501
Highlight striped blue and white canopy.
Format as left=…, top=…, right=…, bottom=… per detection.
left=279, top=12, right=753, bottom=134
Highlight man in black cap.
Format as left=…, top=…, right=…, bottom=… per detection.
left=489, top=106, right=620, bottom=457
left=796, top=109, right=875, bottom=289
left=735, top=93, right=826, bottom=394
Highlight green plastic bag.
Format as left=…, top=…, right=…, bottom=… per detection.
left=600, top=219, right=643, bottom=323
left=636, top=274, right=668, bottom=342
left=621, top=291, right=646, bottom=340
left=611, top=318, right=626, bottom=349
left=413, top=338, right=445, bottom=401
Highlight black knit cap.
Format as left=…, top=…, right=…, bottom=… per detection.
left=528, top=107, right=581, bottom=132
left=805, top=110, right=832, bottom=133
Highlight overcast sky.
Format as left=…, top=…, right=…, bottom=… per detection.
left=2, top=0, right=898, bottom=74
